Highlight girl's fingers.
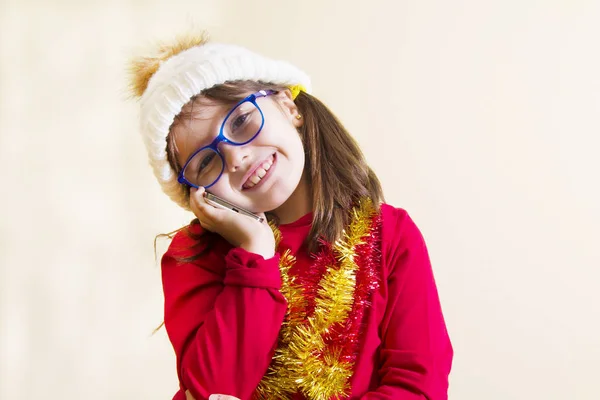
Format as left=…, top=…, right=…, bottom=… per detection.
left=184, top=390, right=239, bottom=400
left=195, top=191, right=230, bottom=224
left=190, top=187, right=213, bottom=219
left=190, top=187, right=205, bottom=210
left=208, top=395, right=241, bottom=400
left=189, top=188, right=217, bottom=231
left=191, top=187, right=218, bottom=216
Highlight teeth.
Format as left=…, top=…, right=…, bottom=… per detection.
left=244, top=155, right=275, bottom=188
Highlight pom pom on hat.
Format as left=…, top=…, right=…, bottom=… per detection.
left=128, top=32, right=311, bottom=210
left=129, top=32, right=210, bottom=98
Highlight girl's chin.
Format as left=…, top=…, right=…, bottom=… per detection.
left=250, top=199, right=286, bottom=214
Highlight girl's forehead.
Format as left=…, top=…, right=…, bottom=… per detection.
left=180, top=97, right=228, bottom=120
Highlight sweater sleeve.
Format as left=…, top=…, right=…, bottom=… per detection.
left=361, top=208, right=453, bottom=399
left=161, top=229, right=287, bottom=400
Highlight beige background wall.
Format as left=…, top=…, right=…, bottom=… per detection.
left=1, top=0, right=599, bottom=399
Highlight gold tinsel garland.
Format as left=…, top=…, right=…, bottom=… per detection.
left=255, top=199, right=379, bottom=400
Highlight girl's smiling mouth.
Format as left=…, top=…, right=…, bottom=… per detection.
left=242, top=153, right=276, bottom=190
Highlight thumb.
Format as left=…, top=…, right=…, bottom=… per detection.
left=208, top=395, right=241, bottom=400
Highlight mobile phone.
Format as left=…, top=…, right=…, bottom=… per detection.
left=204, top=192, right=265, bottom=223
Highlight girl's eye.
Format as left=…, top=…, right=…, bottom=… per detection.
left=232, top=113, right=249, bottom=131
left=199, top=153, right=216, bottom=173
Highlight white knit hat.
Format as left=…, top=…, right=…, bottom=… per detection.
left=131, top=36, right=312, bottom=210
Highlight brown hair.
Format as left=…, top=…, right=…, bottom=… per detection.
left=164, top=80, right=384, bottom=254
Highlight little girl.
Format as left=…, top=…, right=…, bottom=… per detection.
left=130, top=32, right=452, bottom=400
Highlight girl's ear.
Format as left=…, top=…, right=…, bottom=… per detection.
left=276, top=89, right=303, bottom=128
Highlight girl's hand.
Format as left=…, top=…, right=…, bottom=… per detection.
left=184, top=391, right=240, bottom=400
left=190, top=187, right=276, bottom=259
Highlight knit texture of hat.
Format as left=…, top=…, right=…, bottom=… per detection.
left=129, top=34, right=312, bottom=210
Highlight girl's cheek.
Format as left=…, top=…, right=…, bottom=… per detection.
left=209, top=180, right=228, bottom=196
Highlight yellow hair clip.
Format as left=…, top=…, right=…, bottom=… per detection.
left=289, top=84, right=306, bottom=100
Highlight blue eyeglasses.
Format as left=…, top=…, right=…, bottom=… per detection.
left=177, top=90, right=277, bottom=189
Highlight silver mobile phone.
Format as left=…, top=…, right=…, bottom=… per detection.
left=204, top=192, right=265, bottom=223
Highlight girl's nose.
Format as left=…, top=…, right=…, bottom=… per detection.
left=219, top=143, right=250, bottom=173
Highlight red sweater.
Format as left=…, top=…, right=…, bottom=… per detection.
left=162, top=204, right=453, bottom=400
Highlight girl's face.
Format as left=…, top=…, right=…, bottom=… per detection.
left=172, top=90, right=307, bottom=217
